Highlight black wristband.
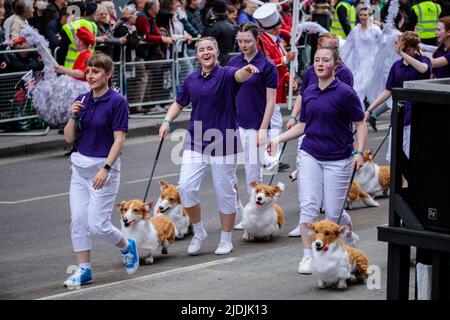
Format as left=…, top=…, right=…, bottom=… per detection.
left=104, top=164, right=111, bottom=171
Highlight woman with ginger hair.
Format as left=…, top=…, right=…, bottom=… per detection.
left=431, top=16, right=450, bottom=79
left=365, top=31, right=431, bottom=162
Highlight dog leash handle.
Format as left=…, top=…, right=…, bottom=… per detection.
left=337, top=165, right=358, bottom=226
left=268, top=141, right=288, bottom=185
left=143, top=136, right=165, bottom=202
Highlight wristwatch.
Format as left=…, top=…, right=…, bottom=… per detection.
left=103, top=163, right=112, bottom=171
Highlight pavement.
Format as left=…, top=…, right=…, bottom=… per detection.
left=0, top=109, right=191, bottom=159
left=0, top=106, right=414, bottom=300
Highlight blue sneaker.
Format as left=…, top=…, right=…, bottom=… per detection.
left=63, top=267, right=93, bottom=288
left=122, top=238, right=139, bottom=275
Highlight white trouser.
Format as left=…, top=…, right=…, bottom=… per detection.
left=295, top=137, right=305, bottom=221
left=297, top=150, right=353, bottom=226
left=178, top=149, right=238, bottom=214
left=386, top=125, right=410, bottom=162
left=69, top=152, right=122, bottom=252
left=238, top=127, right=263, bottom=195
left=269, top=104, right=282, bottom=140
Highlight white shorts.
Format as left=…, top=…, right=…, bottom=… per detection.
left=297, top=150, right=353, bottom=226
left=178, top=149, right=238, bottom=214
left=269, top=104, right=282, bottom=139
left=238, top=127, right=263, bottom=195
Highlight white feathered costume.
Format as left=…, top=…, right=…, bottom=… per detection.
left=365, top=0, right=402, bottom=107
left=20, top=26, right=90, bottom=127
left=339, top=0, right=383, bottom=105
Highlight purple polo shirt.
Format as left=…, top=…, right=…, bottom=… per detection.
left=299, top=63, right=354, bottom=96
left=299, top=78, right=364, bottom=161
left=176, top=64, right=241, bottom=156
left=386, top=54, right=431, bottom=126
left=75, top=88, right=129, bottom=157
left=432, top=45, right=450, bottom=78
left=227, top=52, right=279, bottom=130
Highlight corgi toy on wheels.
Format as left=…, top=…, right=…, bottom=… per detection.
left=242, top=181, right=285, bottom=241
left=346, top=180, right=380, bottom=209
left=154, top=181, right=192, bottom=239
left=355, top=149, right=390, bottom=198
left=310, top=220, right=369, bottom=290
left=118, top=199, right=176, bottom=265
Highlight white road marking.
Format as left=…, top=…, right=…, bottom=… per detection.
left=376, top=124, right=390, bottom=131
left=0, top=173, right=179, bottom=204
left=37, top=257, right=237, bottom=300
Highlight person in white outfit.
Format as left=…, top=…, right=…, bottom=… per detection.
left=339, top=5, right=382, bottom=106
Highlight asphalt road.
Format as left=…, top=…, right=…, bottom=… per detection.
left=0, top=114, right=395, bottom=300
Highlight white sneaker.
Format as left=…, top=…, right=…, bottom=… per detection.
left=214, top=241, right=233, bottom=255
left=297, top=256, right=313, bottom=274
left=234, top=221, right=244, bottom=230
left=288, top=225, right=301, bottom=237
left=187, top=233, right=207, bottom=255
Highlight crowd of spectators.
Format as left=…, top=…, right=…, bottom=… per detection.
left=1, top=0, right=449, bottom=111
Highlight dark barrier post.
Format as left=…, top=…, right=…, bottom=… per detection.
left=378, top=79, right=450, bottom=300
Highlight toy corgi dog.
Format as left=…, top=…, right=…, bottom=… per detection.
left=355, top=149, right=390, bottom=198
left=154, top=180, right=191, bottom=239
left=118, top=199, right=176, bottom=265
left=242, top=181, right=285, bottom=241
left=346, top=180, right=380, bottom=209
left=310, top=220, right=369, bottom=290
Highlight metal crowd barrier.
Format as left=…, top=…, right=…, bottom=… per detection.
left=0, top=39, right=311, bottom=127
left=0, top=47, right=40, bottom=125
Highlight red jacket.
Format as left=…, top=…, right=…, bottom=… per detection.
left=258, top=32, right=290, bottom=103
left=135, top=14, right=162, bottom=43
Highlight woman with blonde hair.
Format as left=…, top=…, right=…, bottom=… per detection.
left=268, top=46, right=367, bottom=274
left=160, top=37, right=259, bottom=256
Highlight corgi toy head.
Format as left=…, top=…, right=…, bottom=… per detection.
left=362, top=149, right=374, bottom=163
left=117, top=199, right=153, bottom=227
left=309, top=220, right=341, bottom=252
left=250, top=181, right=284, bottom=207
left=156, top=180, right=181, bottom=214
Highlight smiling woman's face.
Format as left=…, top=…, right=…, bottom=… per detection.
left=359, top=9, right=369, bottom=25
left=436, top=22, right=450, bottom=43
left=196, top=40, right=219, bottom=69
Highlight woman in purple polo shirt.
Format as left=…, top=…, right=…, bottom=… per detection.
left=159, top=37, right=259, bottom=256
left=268, top=46, right=367, bottom=275
left=63, top=53, right=139, bottom=288
left=227, top=23, right=279, bottom=228
left=286, top=33, right=354, bottom=131
left=365, top=31, right=431, bottom=162
left=431, top=17, right=450, bottom=79
left=286, top=32, right=354, bottom=238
